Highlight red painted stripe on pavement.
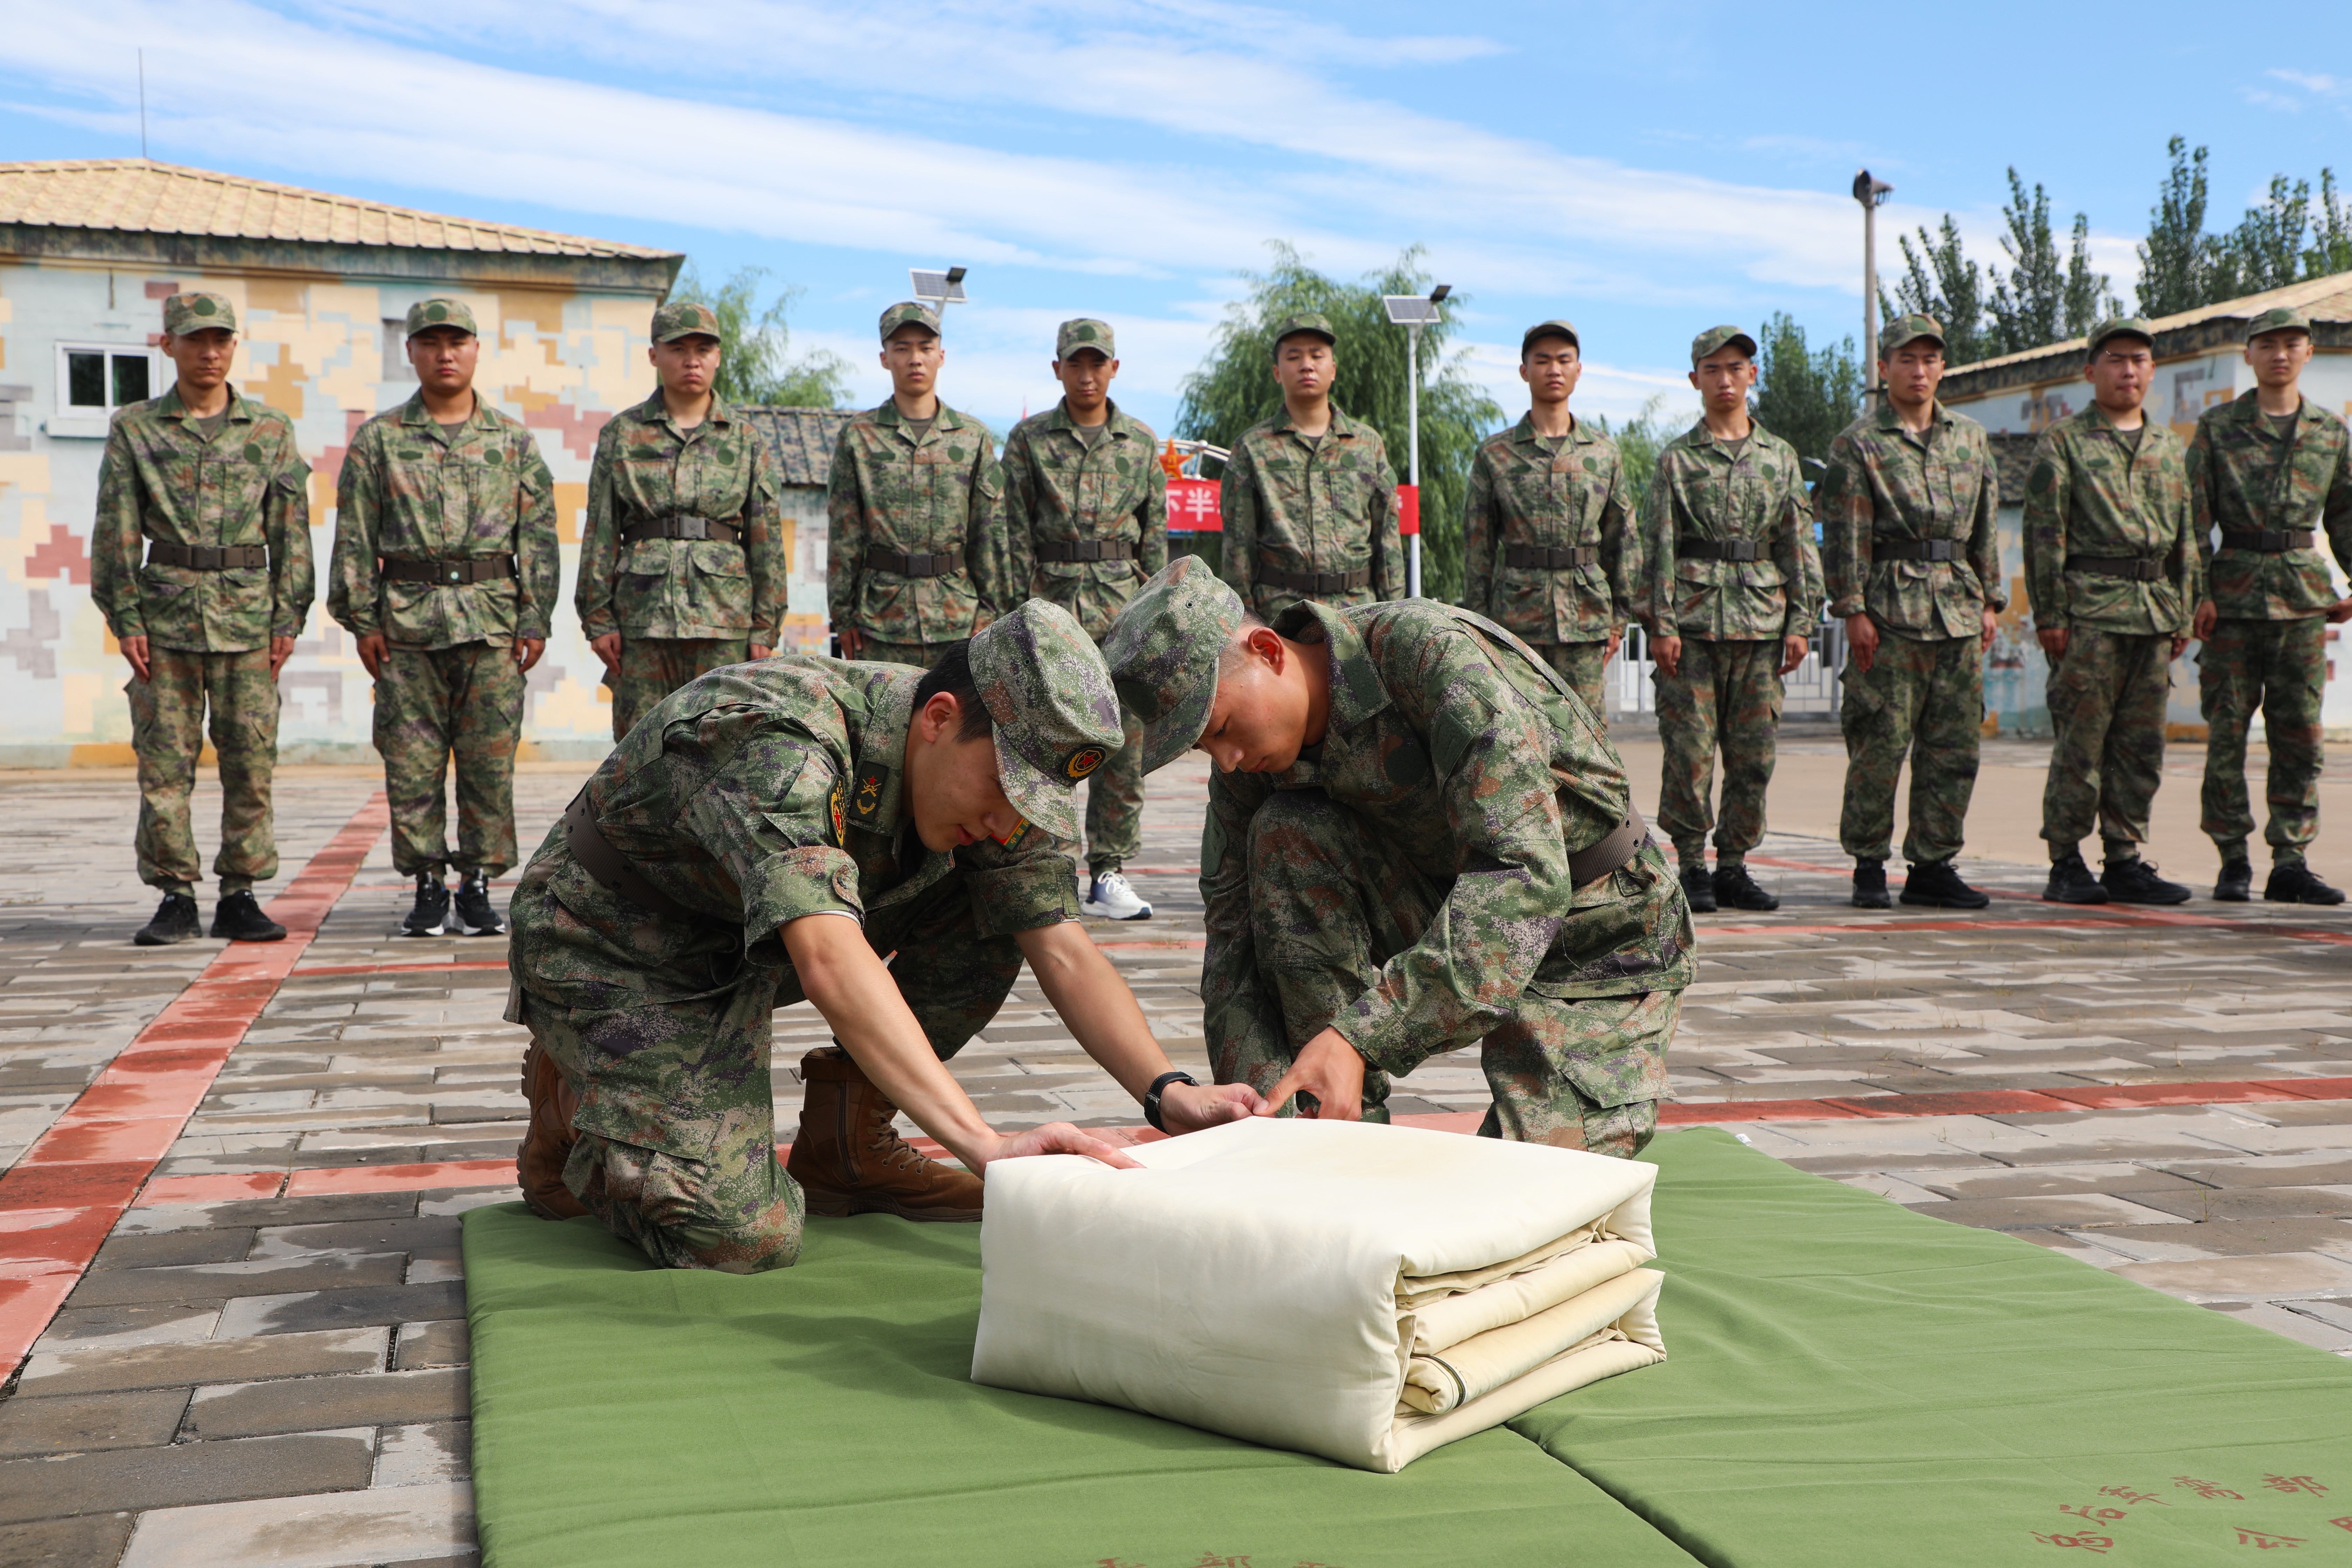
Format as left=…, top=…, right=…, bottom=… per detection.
left=0, top=793, right=389, bottom=1372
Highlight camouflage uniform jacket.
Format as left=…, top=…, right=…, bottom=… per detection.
left=1641, top=419, right=1821, bottom=641
left=328, top=393, right=560, bottom=651
left=2022, top=405, right=2199, bottom=635
left=507, top=656, right=1078, bottom=1148
left=1820, top=399, right=2003, bottom=641
left=1462, top=413, right=1641, bottom=645
left=90, top=384, right=315, bottom=652
left=1199, top=598, right=1694, bottom=1082
left=2189, top=391, right=2352, bottom=620
left=1217, top=404, right=1405, bottom=619
left=575, top=392, right=787, bottom=643
left=826, top=400, right=1008, bottom=644
left=1001, top=399, right=1169, bottom=640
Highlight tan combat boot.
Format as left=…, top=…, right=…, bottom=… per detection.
left=516, top=1042, right=587, bottom=1220
left=785, top=1046, right=984, bottom=1222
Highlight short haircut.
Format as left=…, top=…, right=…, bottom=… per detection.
left=912, top=641, right=996, bottom=741
left=1217, top=610, right=1276, bottom=679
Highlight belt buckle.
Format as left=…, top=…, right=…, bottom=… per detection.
left=678, top=518, right=708, bottom=541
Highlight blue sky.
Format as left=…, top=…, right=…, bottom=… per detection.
left=4, top=1, right=2346, bottom=435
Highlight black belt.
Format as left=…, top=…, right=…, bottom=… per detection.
left=1504, top=544, right=1598, bottom=569
left=2066, top=555, right=2164, bottom=582
left=2219, top=529, right=2314, bottom=552
left=1568, top=806, right=1651, bottom=887
left=561, top=789, right=736, bottom=925
left=867, top=545, right=965, bottom=578
left=1872, top=537, right=1959, bottom=562
left=622, top=515, right=740, bottom=545
left=1677, top=538, right=1760, bottom=562
left=147, top=541, right=266, bottom=571
left=1259, top=559, right=1371, bottom=595
left=382, top=554, right=517, bottom=584
left=1036, top=539, right=1137, bottom=563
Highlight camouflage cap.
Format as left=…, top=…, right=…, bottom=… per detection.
left=968, top=600, right=1126, bottom=841
left=1877, top=312, right=1945, bottom=356
left=1100, top=556, right=1250, bottom=773
left=1056, top=318, right=1116, bottom=360
left=1690, top=324, right=1757, bottom=366
left=880, top=301, right=942, bottom=343
left=2086, top=316, right=2156, bottom=358
left=2247, top=305, right=2312, bottom=342
left=404, top=298, right=478, bottom=338
left=162, top=292, right=237, bottom=336
left=1521, top=319, right=1581, bottom=354
left=652, top=301, right=722, bottom=343
left=1269, top=312, right=1337, bottom=356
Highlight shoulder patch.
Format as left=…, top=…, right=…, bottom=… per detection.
left=850, top=762, right=890, bottom=824
left=829, top=781, right=847, bottom=844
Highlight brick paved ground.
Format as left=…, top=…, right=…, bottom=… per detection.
left=3, top=739, right=2350, bottom=1564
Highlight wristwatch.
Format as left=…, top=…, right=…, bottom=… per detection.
left=1143, top=1070, right=1198, bottom=1133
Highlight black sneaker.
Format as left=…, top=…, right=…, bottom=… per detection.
left=1901, top=859, right=1990, bottom=910
left=453, top=870, right=508, bottom=935
left=210, top=889, right=287, bottom=942
left=1679, top=863, right=1716, bottom=913
left=402, top=872, right=451, bottom=937
left=1852, top=860, right=1891, bottom=910
left=2214, top=859, right=2253, bottom=902
left=1713, top=862, right=1780, bottom=911
left=134, top=892, right=201, bottom=946
left=2101, top=857, right=2192, bottom=905
left=2265, top=863, right=2347, bottom=906
left=2043, top=852, right=2109, bottom=905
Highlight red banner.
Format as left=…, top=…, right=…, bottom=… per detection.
left=1397, top=482, right=1421, bottom=537
left=1166, top=477, right=1221, bottom=532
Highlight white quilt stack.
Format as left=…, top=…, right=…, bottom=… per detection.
left=971, top=1117, right=1666, bottom=1472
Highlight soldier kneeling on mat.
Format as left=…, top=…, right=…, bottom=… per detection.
left=1104, top=558, right=1693, bottom=1157
left=507, top=599, right=1262, bottom=1272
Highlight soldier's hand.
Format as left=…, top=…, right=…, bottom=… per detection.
left=1258, top=1027, right=1366, bottom=1122
left=2037, top=627, right=2070, bottom=661
left=1845, top=613, right=1878, bottom=674
left=120, top=634, right=151, bottom=682
left=2192, top=600, right=2218, bottom=642
left=588, top=632, right=623, bottom=676
left=2171, top=634, right=2189, bottom=660
left=1159, top=1080, right=1266, bottom=1134
left=1651, top=635, right=1682, bottom=678
left=2330, top=598, right=2352, bottom=625
left=836, top=625, right=865, bottom=659
left=267, top=636, right=296, bottom=679
left=1778, top=633, right=1810, bottom=676
left=1980, top=610, right=1999, bottom=652
left=982, top=1120, right=1145, bottom=1171
left=748, top=643, right=772, bottom=661
left=516, top=637, right=546, bottom=673
left=355, top=632, right=389, bottom=679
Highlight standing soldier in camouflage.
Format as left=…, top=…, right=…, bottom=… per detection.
left=1462, top=320, right=1640, bottom=724
left=2189, top=305, right=2352, bottom=905
left=2025, top=317, right=2201, bottom=905
left=1001, top=318, right=1167, bottom=920
left=329, top=300, right=560, bottom=938
left=1217, top=312, right=1405, bottom=619
left=577, top=301, right=788, bottom=742
left=1820, top=314, right=2003, bottom=911
left=92, top=292, right=315, bottom=947
left=1104, top=558, right=1690, bottom=1155
left=827, top=302, right=1008, bottom=671
left=1641, top=326, right=1823, bottom=914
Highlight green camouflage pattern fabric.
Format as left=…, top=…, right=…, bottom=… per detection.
left=965, top=599, right=1127, bottom=842
left=2042, top=628, right=2172, bottom=852
left=2022, top=406, right=2199, bottom=636
left=1877, top=312, right=1945, bottom=355
left=1197, top=598, right=1693, bottom=1110
left=2188, top=392, right=2352, bottom=620
left=576, top=392, right=788, bottom=642
left=1819, top=399, right=2004, bottom=638
left=505, top=656, right=1080, bottom=1272
left=1838, top=633, right=1983, bottom=864
left=609, top=636, right=747, bottom=742
left=1082, top=709, right=1146, bottom=872
left=163, top=293, right=236, bottom=335
left=128, top=646, right=279, bottom=894
left=825, top=401, right=1009, bottom=643
left=1641, top=419, right=1821, bottom=640
left=2246, top=306, right=2311, bottom=340
left=1100, top=556, right=1249, bottom=772
left=651, top=301, right=721, bottom=342
left=1689, top=325, right=1757, bottom=365
left=848, top=637, right=949, bottom=671
left=327, top=393, right=560, bottom=650
left=373, top=641, right=525, bottom=876
left=1462, top=414, right=1642, bottom=645
left=1057, top=318, right=1115, bottom=359
left=1217, top=404, right=1405, bottom=618
left=404, top=298, right=476, bottom=337
left=878, top=301, right=941, bottom=341
left=2199, top=615, right=2326, bottom=864
left=1001, top=399, right=1169, bottom=639
left=1653, top=637, right=1784, bottom=865
left=1531, top=640, right=1611, bottom=729
left=91, top=385, right=316, bottom=652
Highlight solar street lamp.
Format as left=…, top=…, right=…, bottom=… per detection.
left=1852, top=173, right=1893, bottom=399
left=910, top=266, right=969, bottom=311
left=1382, top=283, right=1451, bottom=598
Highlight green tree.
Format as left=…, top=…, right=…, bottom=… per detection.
left=670, top=261, right=852, bottom=408
left=2307, top=169, right=2352, bottom=278
left=1988, top=170, right=2113, bottom=351
left=1591, top=394, right=1675, bottom=509
left=1885, top=215, right=1988, bottom=366
left=1173, top=243, right=1503, bottom=603
left=1753, top=312, right=1862, bottom=473
left=2136, top=137, right=2226, bottom=317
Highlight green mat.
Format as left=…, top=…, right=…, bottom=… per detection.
left=465, top=1130, right=2352, bottom=1567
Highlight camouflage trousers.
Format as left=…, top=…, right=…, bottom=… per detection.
left=1080, top=708, right=1146, bottom=873
left=2199, top=616, right=2326, bottom=866
left=1654, top=637, right=1783, bottom=866
left=2042, top=628, right=2171, bottom=856
left=127, top=645, right=279, bottom=895
left=374, top=641, right=525, bottom=878
left=514, top=864, right=1025, bottom=1273
left=852, top=637, right=952, bottom=672
left=610, top=637, right=749, bottom=743
left=1222, top=789, right=1677, bottom=1156
left=1838, top=630, right=1983, bottom=865
left=1529, top=640, right=1612, bottom=733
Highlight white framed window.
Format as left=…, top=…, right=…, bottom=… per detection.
left=50, top=342, right=164, bottom=438
left=382, top=320, right=417, bottom=384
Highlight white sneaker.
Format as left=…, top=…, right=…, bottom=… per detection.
left=1083, top=869, right=1153, bottom=921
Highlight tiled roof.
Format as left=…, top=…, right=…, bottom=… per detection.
left=1952, top=270, right=2352, bottom=376
left=742, top=406, right=853, bottom=488
left=0, top=159, right=678, bottom=260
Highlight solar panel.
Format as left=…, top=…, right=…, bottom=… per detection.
left=910, top=269, right=969, bottom=304
left=1382, top=295, right=1443, bottom=326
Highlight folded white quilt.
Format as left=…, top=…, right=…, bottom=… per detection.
left=970, top=1117, right=1666, bottom=1472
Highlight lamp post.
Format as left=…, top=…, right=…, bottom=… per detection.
left=1381, top=283, right=1450, bottom=598
left=909, top=265, right=969, bottom=313
left=1851, top=172, right=1893, bottom=401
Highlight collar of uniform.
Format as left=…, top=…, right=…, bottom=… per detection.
left=155, top=384, right=255, bottom=425
left=1046, top=397, right=1128, bottom=439
left=2229, top=388, right=2314, bottom=429
left=1508, top=411, right=1592, bottom=449
left=877, top=399, right=967, bottom=441
left=1684, top=415, right=1769, bottom=454
left=844, top=666, right=921, bottom=836
left=1271, top=403, right=1358, bottom=442
left=1872, top=397, right=1951, bottom=435
left=629, top=391, right=734, bottom=438
left=397, top=392, right=489, bottom=432
left=1270, top=598, right=1389, bottom=729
